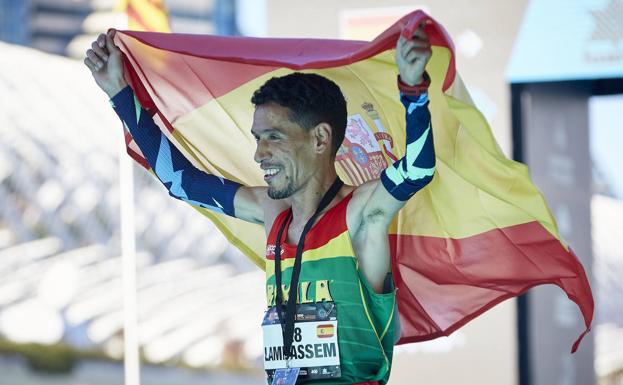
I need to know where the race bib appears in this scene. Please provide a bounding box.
[262,302,341,382]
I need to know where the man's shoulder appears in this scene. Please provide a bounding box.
[233,185,289,231]
[349,179,381,207]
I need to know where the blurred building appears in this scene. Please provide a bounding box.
[508,1,623,385]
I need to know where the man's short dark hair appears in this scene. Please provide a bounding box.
[251,72,347,158]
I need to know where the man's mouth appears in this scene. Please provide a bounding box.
[263,168,281,181]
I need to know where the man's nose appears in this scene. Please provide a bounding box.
[254,139,270,164]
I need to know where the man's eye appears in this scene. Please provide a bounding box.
[268,134,279,140]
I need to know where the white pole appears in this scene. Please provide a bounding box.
[118,136,141,385]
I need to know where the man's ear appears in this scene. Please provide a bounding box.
[313,123,332,155]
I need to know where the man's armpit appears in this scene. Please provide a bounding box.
[357,179,406,231]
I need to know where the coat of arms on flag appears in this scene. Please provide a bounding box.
[336,113,391,185]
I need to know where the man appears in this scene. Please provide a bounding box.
[85,25,434,385]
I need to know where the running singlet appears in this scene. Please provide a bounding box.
[263,191,396,385]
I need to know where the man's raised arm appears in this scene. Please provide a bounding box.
[357,24,436,227]
[84,31,265,224]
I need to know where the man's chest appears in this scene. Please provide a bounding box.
[274,199,391,270]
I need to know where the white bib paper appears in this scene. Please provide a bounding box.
[262,302,341,381]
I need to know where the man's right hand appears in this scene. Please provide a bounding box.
[84,30,128,98]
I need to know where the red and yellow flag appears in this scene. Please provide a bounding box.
[112,10,593,352]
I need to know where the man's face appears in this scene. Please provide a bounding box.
[251,103,317,199]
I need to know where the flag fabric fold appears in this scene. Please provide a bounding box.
[112,9,593,352]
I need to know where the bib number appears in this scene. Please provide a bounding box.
[262,302,341,382]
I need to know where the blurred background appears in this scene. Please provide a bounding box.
[0,0,621,384]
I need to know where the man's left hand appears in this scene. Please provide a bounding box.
[396,23,432,86]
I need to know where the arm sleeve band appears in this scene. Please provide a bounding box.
[109,86,241,217]
[380,91,436,201]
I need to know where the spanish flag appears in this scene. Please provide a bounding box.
[112,10,593,352]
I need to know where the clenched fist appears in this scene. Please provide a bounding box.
[396,23,432,86]
[84,30,128,98]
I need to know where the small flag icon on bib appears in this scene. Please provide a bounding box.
[317,324,335,338]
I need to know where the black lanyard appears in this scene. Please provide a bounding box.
[273,177,343,360]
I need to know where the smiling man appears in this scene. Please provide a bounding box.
[85,25,435,385]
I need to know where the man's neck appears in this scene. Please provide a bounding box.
[288,168,339,226]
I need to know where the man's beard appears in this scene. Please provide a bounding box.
[267,177,297,199]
